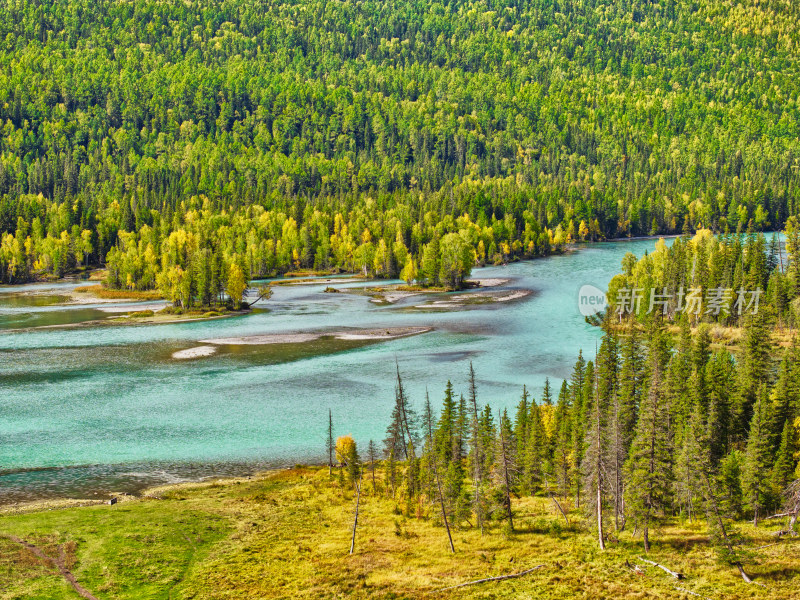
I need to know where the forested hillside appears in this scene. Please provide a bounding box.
[2,0,800,289]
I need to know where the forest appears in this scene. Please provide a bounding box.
[2,0,800,293]
[607,220,800,327]
[346,231,800,584]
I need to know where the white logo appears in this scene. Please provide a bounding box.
[578,284,607,317]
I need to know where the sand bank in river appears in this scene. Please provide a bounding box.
[465,277,509,288]
[199,326,431,346]
[365,278,512,304]
[172,346,218,360]
[99,302,168,313]
[414,289,531,309]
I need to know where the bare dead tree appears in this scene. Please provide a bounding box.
[349,466,363,554]
[327,409,334,477]
[367,439,378,493]
[780,479,800,536]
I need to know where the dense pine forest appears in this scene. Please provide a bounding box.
[608,221,800,327]
[359,231,800,583]
[2,0,800,294]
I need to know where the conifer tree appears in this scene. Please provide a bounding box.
[734,312,772,442]
[467,362,485,534]
[686,403,757,583]
[514,385,530,468]
[569,351,587,507]
[770,419,797,500]
[553,380,573,499]
[674,419,702,521]
[667,318,695,435]
[420,390,437,501]
[541,377,553,406]
[523,395,547,495]
[705,351,736,463]
[423,389,455,553]
[624,361,672,551]
[480,404,497,480]
[583,353,608,550]
[742,385,774,525]
[436,381,468,525]
[435,381,458,466]
[596,333,624,530]
[494,408,517,532]
[718,450,744,519]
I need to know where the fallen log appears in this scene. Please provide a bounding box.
[427,565,545,594]
[639,557,685,579]
[674,586,712,600]
[624,559,644,575]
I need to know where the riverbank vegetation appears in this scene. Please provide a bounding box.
[3,0,800,291]
[608,221,800,328]
[1,464,797,599]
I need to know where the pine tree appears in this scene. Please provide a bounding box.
[583,352,608,550]
[513,385,530,470]
[423,389,455,552]
[734,312,772,443]
[467,362,485,534]
[541,377,553,406]
[705,351,736,463]
[420,390,437,501]
[553,380,573,499]
[569,351,587,507]
[718,450,744,519]
[494,408,517,531]
[742,385,774,525]
[596,333,624,530]
[667,318,695,434]
[624,360,672,551]
[436,381,468,525]
[523,396,547,495]
[686,403,757,583]
[770,419,797,499]
[674,419,702,522]
[435,381,458,466]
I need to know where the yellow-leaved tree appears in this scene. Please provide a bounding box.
[227,263,247,309]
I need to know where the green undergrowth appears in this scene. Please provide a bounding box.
[0,467,797,599]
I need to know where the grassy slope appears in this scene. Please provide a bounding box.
[0,467,797,599]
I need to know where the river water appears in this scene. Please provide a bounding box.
[0,239,663,503]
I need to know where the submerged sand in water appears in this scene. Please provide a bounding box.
[199,326,431,347]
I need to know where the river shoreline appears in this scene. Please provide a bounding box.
[1,238,675,506]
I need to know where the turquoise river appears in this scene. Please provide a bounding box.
[0,238,666,503]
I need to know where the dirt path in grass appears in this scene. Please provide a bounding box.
[1,534,100,600]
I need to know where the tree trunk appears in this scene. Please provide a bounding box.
[499,410,514,531]
[597,477,605,550]
[428,408,455,553]
[327,409,334,477]
[469,364,483,535]
[349,467,362,554]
